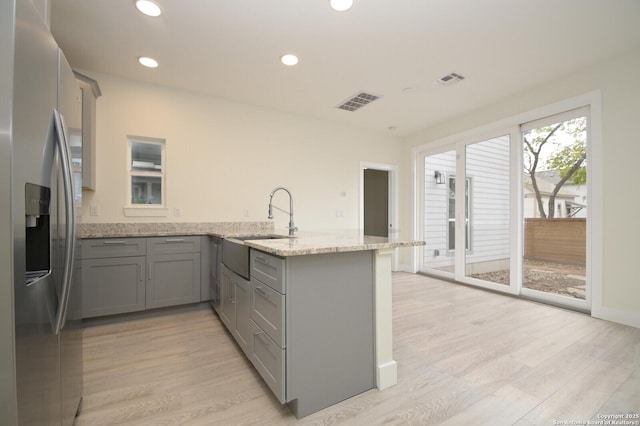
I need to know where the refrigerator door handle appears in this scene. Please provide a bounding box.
[53,108,77,335]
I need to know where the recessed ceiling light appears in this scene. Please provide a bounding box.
[330,0,353,12]
[281,54,299,66]
[135,0,162,17]
[138,56,158,68]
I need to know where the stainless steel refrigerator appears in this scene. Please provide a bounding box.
[1,0,83,424]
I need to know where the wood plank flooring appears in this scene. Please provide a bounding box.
[76,273,640,425]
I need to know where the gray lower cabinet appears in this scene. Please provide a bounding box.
[248,250,287,404]
[220,264,252,356]
[244,248,375,418]
[81,236,206,318]
[200,236,211,301]
[233,277,252,354]
[80,238,147,318]
[146,237,201,309]
[219,265,235,330]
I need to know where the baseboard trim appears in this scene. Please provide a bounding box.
[376,360,398,390]
[592,306,640,329]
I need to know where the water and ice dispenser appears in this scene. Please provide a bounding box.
[25,183,51,284]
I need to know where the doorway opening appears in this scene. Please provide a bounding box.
[364,169,389,237]
[360,162,397,267]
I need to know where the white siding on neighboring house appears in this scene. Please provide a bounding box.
[424,136,510,272]
[466,136,511,270]
[424,150,455,270]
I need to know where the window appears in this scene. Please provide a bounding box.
[127,137,165,206]
[448,176,471,251]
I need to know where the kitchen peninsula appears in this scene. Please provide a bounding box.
[79,222,424,417]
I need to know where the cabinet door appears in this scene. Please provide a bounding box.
[147,253,200,309]
[219,266,236,330]
[81,256,146,317]
[200,236,210,302]
[234,277,252,356]
[76,73,100,191]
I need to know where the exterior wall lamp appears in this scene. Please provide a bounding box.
[434,170,446,184]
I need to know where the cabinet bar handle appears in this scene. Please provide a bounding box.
[148,263,152,280]
[103,240,127,245]
[165,238,185,243]
[255,286,268,297]
[255,332,269,346]
[139,264,143,282]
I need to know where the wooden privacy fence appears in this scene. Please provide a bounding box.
[524,218,586,265]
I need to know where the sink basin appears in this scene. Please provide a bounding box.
[222,235,289,280]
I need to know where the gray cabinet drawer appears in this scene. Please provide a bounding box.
[250,320,285,404]
[250,250,285,293]
[251,279,285,348]
[147,236,201,254]
[81,238,146,259]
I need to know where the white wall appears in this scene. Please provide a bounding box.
[81,72,402,232]
[402,47,640,325]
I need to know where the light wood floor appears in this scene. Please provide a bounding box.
[76,273,640,425]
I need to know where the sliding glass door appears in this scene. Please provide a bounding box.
[463,135,513,289]
[520,108,589,310]
[416,104,592,312]
[423,150,456,277]
[420,134,516,293]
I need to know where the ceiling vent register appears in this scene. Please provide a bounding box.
[434,72,465,86]
[336,91,381,112]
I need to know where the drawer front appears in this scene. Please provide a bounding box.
[147,236,201,254]
[250,279,285,348]
[250,250,285,293]
[81,238,147,259]
[250,320,286,404]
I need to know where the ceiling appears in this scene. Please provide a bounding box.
[50,0,640,137]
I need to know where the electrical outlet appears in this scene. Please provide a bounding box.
[336,209,344,218]
[174,208,182,217]
[244,209,250,217]
[90,205,100,216]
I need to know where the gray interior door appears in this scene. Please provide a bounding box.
[364,169,389,237]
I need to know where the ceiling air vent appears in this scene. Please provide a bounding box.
[434,72,465,86]
[336,91,381,112]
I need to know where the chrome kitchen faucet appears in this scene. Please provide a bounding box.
[268,186,298,236]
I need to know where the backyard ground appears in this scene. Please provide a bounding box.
[470,259,587,299]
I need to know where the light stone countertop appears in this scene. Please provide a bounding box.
[79,221,274,239]
[79,222,424,257]
[240,231,424,256]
